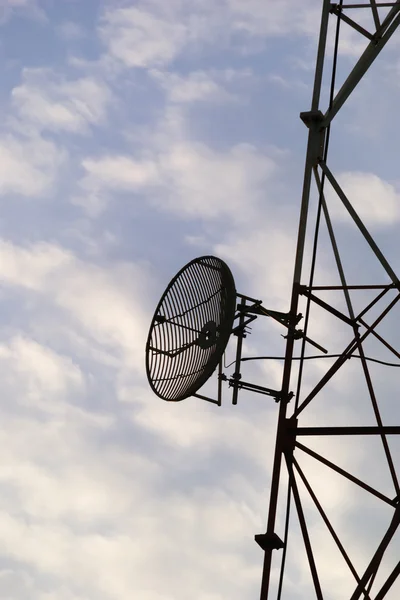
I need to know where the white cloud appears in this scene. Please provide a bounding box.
[99,7,187,69]
[0,335,84,405]
[77,140,276,220]
[158,141,275,219]
[325,171,400,227]
[215,227,296,306]
[96,0,371,84]
[0,486,259,598]
[268,73,308,92]
[227,0,374,61]
[0,240,152,367]
[128,382,277,468]
[98,0,324,73]
[75,155,159,215]
[57,20,85,40]
[0,0,28,7]
[0,411,164,597]
[0,570,33,598]
[11,68,112,134]
[150,69,235,103]
[227,0,320,38]
[0,0,46,23]
[0,267,272,600]
[0,133,64,197]
[82,155,158,190]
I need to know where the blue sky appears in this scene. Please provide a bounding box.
[0,1,400,599]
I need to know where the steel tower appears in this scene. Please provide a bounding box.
[258,2,400,598]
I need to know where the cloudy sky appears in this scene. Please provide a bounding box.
[1,0,400,599]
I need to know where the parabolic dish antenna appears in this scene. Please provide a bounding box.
[146,256,236,401]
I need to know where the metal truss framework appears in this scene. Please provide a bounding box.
[258,2,400,599]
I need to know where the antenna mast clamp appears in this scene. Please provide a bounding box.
[255,532,284,552]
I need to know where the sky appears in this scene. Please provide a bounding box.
[0,0,400,599]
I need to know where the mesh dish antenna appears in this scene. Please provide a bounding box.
[146,255,311,405]
[146,256,236,401]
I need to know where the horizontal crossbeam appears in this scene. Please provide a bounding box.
[296,426,400,435]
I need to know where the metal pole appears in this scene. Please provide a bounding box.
[258,1,331,597]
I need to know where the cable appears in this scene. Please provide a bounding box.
[240,354,400,367]
[223,354,400,369]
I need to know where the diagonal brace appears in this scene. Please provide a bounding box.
[331,5,374,39]
[349,505,400,600]
[319,161,400,287]
[323,5,400,125]
[300,288,356,326]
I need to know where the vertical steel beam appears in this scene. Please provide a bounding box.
[258,2,331,598]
